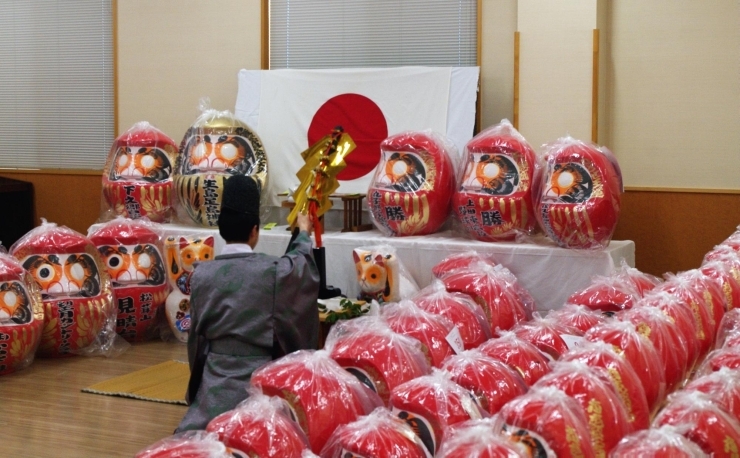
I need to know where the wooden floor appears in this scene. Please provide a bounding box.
[1,340,189,457]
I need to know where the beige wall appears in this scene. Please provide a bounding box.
[608,0,740,190]
[116,0,262,141]
[479,0,518,128]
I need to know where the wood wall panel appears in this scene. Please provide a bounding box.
[614,190,740,276]
[0,172,101,236]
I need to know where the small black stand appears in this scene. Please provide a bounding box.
[313,246,343,299]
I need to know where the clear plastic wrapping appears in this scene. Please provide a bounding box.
[584,320,666,414]
[534,360,634,456]
[512,313,584,360]
[622,304,690,393]
[609,425,708,457]
[716,308,740,349]
[88,217,169,343]
[441,261,534,333]
[134,430,235,458]
[367,130,457,236]
[440,349,528,415]
[388,369,488,456]
[101,121,179,223]
[325,316,432,405]
[250,350,383,454]
[561,341,651,431]
[0,252,44,374]
[694,346,740,377]
[639,291,702,375]
[612,259,662,296]
[9,220,125,358]
[534,136,622,250]
[477,331,552,386]
[547,303,607,335]
[412,280,492,349]
[700,260,740,312]
[381,299,458,368]
[567,274,642,316]
[431,251,497,280]
[496,386,596,458]
[653,392,740,456]
[436,417,530,457]
[320,407,429,458]
[656,271,723,358]
[173,102,268,227]
[206,388,309,457]
[684,367,740,422]
[452,119,538,242]
[352,245,419,304]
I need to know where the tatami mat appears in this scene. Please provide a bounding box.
[82,360,189,405]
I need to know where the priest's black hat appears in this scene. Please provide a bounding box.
[221,175,260,216]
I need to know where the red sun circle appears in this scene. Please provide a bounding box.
[307,93,388,181]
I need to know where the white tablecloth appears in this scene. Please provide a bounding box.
[88,223,635,312]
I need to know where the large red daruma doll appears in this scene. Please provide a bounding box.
[320,407,428,458]
[89,219,168,343]
[654,392,740,456]
[534,361,634,456]
[10,222,114,357]
[683,367,740,421]
[609,425,709,458]
[454,119,537,241]
[435,418,532,458]
[0,253,44,375]
[477,331,552,386]
[535,136,622,249]
[101,121,179,223]
[174,109,268,227]
[440,349,528,415]
[496,386,596,458]
[326,316,431,405]
[381,300,458,368]
[547,303,607,335]
[413,281,492,349]
[368,131,456,236]
[250,350,383,454]
[206,389,310,458]
[389,370,487,457]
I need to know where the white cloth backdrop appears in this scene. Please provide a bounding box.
[235,67,479,207]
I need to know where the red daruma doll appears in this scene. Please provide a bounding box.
[101,121,179,222]
[454,119,537,241]
[89,218,169,343]
[10,221,114,357]
[535,136,622,249]
[368,130,456,236]
[0,252,44,375]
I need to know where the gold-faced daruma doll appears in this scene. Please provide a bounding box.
[164,234,215,342]
[89,218,169,343]
[173,108,267,227]
[10,221,114,357]
[0,252,44,375]
[101,121,179,222]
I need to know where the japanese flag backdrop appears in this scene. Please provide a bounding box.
[235,67,479,207]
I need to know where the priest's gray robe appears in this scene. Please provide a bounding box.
[176,231,319,431]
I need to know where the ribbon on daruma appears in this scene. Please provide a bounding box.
[10,221,114,357]
[174,108,267,227]
[454,119,537,241]
[535,136,622,249]
[368,131,456,236]
[101,122,179,223]
[89,218,169,343]
[0,252,44,375]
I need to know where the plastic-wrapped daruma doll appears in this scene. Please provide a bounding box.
[101,121,179,222]
[174,108,267,227]
[10,221,114,357]
[89,218,169,343]
[535,136,622,249]
[135,431,240,458]
[0,252,44,375]
[454,119,537,241]
[367,130,456,236]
